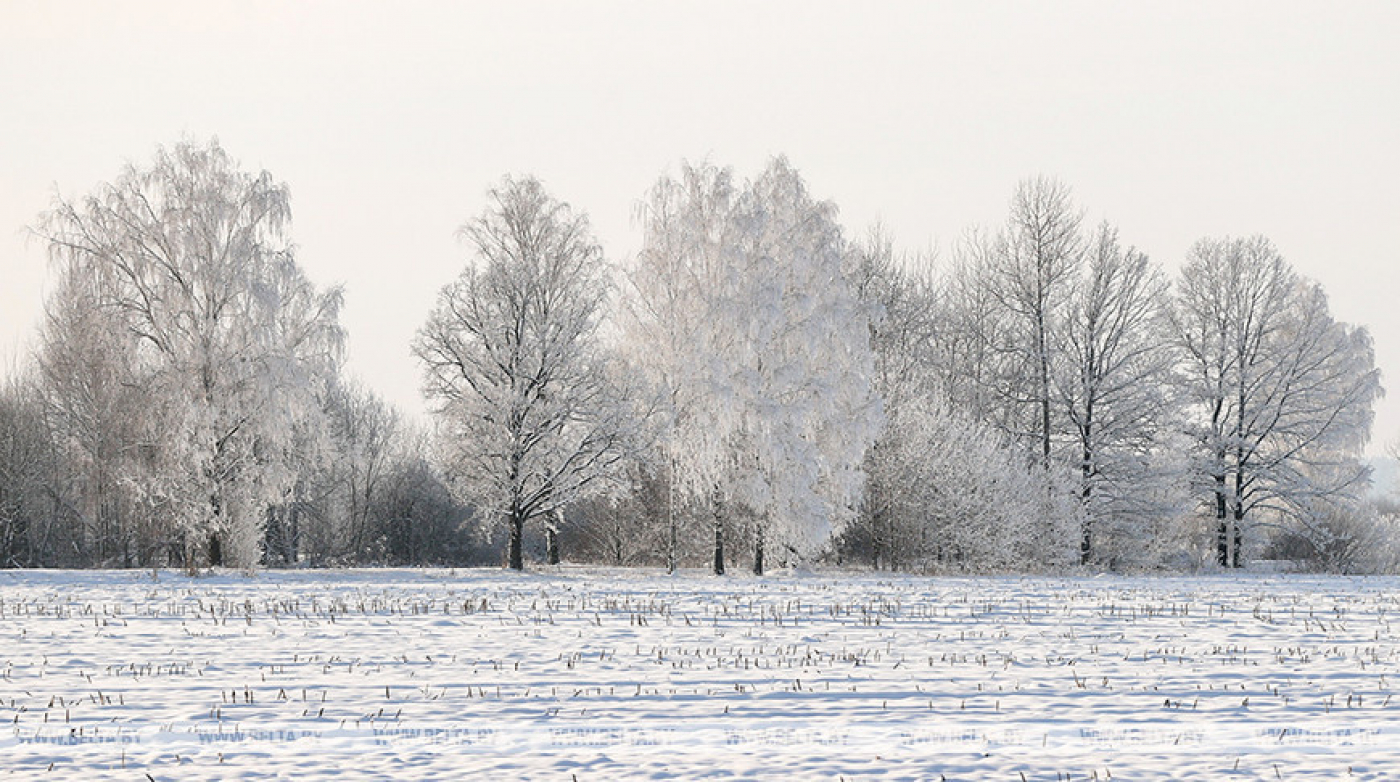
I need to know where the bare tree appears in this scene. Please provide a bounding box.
[1057,223,1177,563]
[0,374,59,567]
[415,176,633,570]
[985,177,1084,465]
[326,379,402,559]
[32,268,157,565]
[1170,236,1381,567]
[845,228,942,569]
[372,430,474,566]
[941,230,1015,429]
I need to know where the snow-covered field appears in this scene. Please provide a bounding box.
[3,568,1399,780]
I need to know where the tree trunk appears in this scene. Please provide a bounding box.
[1038,311,1052,469]
[1080,482,1093,566]
[871,518,884,571]
[666,454,678,574]
[1214,472,1229,568]
[208,533,223,568]
[546,508,562,566]
[1232,498,1245,570]
[712,487,725,576]
[753,524,765,576]
[668,519,678,574]
[1041,384,1052,467]
[1231,460,1246,569]
[1233,383,1247,570]
[182,532,199,576]
[287,500,301,566]
[507,510,524,571]
[868,482,885,570]
[1080,415,1093,565]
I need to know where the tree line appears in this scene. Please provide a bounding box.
[0,140,1393,573]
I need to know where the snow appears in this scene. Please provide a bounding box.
[3,567,1399,779]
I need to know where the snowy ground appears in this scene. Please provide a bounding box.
[2,567,1399,780]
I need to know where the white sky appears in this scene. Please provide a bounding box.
[3,1,1398,455]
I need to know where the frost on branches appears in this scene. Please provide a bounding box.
[1170,237,1381,567]
[844,230,1082,572]
[415,177,635,570]
[1056,224,1182,565]
[627,159,881,574]
[38,140,344,570]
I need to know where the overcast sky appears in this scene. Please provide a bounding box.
[3,1,1398,455]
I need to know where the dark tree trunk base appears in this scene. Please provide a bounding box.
[753,530,764,576]
[508,515,524,571]
[712,487,725,576]
[713,519,724,576]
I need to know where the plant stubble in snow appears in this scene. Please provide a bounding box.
[1,567,1398,780]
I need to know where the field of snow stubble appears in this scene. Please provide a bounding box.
[2,567,1399,780]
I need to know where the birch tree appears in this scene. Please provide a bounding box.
[621,163,740,572]
[33,268,156,565]
[38,140,344,570]
[626,158,881,574]
[415,176,633,570]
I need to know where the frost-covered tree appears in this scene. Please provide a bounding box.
[1056,224,1179,564]
[627,158,881,574]
[843,229,941,569]
[1169,236,1381,567]
[372,436,472,565]
[33,267,157,565]
[841,228,1089,572]
[940,231,1015,429]
[985,177,1084,465]
[847,229,941,419]
[0,383,29,566]
[934,183,1086,566]
[327,379,402,560]
[38,140,344,570]
[623,162,740,572]
[415,176,633,571]
[0,374,59,567]
[847,393,1079,572]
